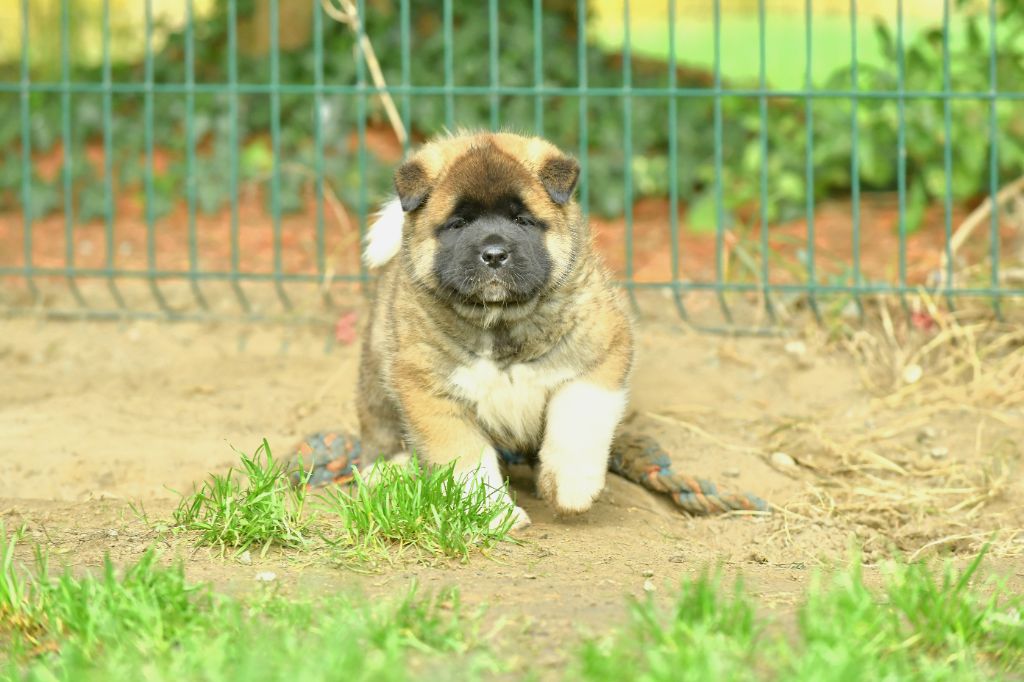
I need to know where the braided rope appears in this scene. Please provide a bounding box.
[289,430,769,516]
[607,432,768,515]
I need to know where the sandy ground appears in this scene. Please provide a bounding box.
[2,291,1022,675]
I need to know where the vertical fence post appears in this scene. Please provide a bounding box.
[803,0,820,321]
[61,0,87,307]
[849,0,863,319]
[101,0,124,309]
[757,0,774,322]
[577,0,589,222]
[622,0,638,311]
[20,0,39,305]
[400,0,411,155]
[489,0,499,131]
[144,0,170,311]
[227,0,251,312]
[533,0,544,136]
[712,0,733,322]
[269,0,292,309]
[667,0,689,320]
[443,0,454,130]
[896,0,909,313]
[356,0,369,286]
[987,0,1002,318]
[313,0,331,305]
[941,0,956,311]
[185,0,208,309]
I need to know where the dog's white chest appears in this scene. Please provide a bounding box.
[448,359,572,440]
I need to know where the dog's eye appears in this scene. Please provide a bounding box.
[513,215,533,227]
[444,216,467,230]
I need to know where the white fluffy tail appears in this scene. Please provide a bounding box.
[363,198,404,268]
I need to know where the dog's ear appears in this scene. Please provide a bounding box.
[539,154,580,205]
[394,160,430,212]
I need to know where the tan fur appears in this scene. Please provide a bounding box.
[357,131,634,520]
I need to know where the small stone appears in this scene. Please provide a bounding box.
[668,555,686,564]
[106,529,118,539]
[784,340,807,357]
[917,427,938,444]
[642,579,656,592]
[784,340,814,368]
[723,468,741,478]
[254,571,277,583]
[930,446,949,460]
[238,550,252,566]
[642,569,654,577]
[902,364,923,384]
[523,573,537,580]
[770,451,797,472]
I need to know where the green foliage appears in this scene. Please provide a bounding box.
[577,572,760,681]
[0,2,1022,227]
[172,439,313,555]
[318,459,516,561]
[1,532,486,680]
[788,548,1024,680]
[171,440,516,563]
[4,521,1023,680]
[576,550,1023,681]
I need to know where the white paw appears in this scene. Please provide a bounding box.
[537,463,605,515]
[499,505,532,531]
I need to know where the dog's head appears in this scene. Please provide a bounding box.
[393,132,583,312]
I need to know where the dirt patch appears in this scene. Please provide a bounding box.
[1,292,1022,675]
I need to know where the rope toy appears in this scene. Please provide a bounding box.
[288,430,768,517]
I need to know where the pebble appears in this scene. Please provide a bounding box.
[642,569,654,577]
[254,571,277,583]
[917,427,938,443]
[902,363,923,384]
[106,529,118,539]
[784,340,814,368]
[642,579,656,593]
[238,550,252,566]
[770,451,798,472]
[930,446,949,460]
[523,573,537,580]
[784,340,807,357]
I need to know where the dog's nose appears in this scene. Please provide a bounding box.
[480,245,510,268]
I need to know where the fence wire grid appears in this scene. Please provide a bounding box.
[0,0,1022,331]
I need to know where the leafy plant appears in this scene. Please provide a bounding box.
[172,439,313,555]
[318,458,516,561]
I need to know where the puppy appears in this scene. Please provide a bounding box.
[357,131,634,528]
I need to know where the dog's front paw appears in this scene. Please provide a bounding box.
[537,461,605,516]
[502,505,532,531]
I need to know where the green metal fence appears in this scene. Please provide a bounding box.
[0,0,1021,331]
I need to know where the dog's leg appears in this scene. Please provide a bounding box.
[357,321,405,465]
[395,373,531,530]
[537,380,628,515]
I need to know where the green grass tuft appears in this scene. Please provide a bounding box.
[791,548,1024,680]
[172,439,313,556]
[318,459,516,561]
[0,533,492,681]
[577,572,761,681]
[575,550,1023,681]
